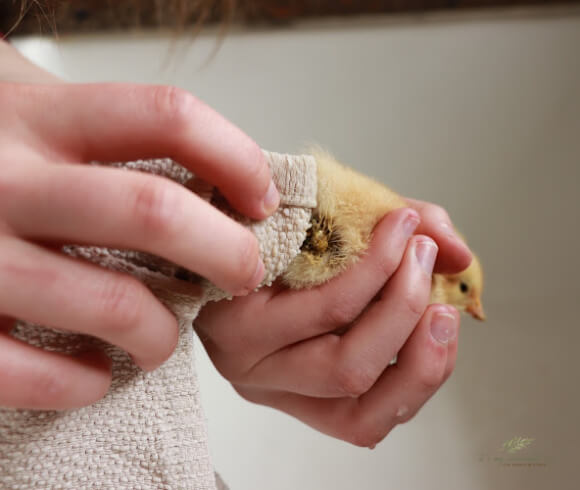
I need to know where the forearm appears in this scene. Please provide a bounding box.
[0,40,61,83]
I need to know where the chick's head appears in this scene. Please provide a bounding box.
[433,254,485,321]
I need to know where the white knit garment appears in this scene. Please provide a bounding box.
[0,151,317,490]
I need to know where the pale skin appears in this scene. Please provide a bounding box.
[0,39,472,447]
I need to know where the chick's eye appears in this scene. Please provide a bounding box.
[460,282,469,293]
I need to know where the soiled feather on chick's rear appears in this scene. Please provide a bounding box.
[283,150,485,321]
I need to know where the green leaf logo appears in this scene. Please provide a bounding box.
[501,436,534,454]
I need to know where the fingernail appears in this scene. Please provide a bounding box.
[415,238,437,275]
[430,308,457,344]
[251,257,265,287]
[262,181,280,215]
[402,211,420,238]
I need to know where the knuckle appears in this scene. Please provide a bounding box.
[395,408,418,425]
[96,275,145,335]
[416,359,446,391]
[325,305,352,328]
[402,288,427,318]
[342,402,417,448]
[333,362,376,398]
[377,251,399,278]
[149,85,196,133]
[322,296,360,329]
[349,430,385,449]
[390,402,417,425]
[345,417,391,448]
[132,179,181,241]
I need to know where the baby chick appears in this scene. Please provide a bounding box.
[430,254,485,320]
[283,150,485,321]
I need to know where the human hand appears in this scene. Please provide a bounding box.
[195,203,470,447]
[0,75,280,409]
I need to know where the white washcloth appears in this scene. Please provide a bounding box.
[0,151,317,490]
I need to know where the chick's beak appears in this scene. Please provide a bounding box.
[466,299,486,321]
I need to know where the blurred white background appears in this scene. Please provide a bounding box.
[13,6,580,489]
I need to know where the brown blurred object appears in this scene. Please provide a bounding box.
[1,0,578,36]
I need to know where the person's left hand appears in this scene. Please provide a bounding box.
[195,201,471,447]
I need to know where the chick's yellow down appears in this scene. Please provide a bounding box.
[430,255,485,320]
[283,150,485,321]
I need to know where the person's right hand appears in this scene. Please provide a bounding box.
[196,206,465,447]
[0,77,280,410]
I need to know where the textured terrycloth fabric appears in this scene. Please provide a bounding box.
[0,151,317,490]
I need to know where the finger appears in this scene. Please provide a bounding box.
[195,208,420,369]
[352,304,459,445]
[236,304,459,447]
[9,82,279,219]
[1,162,265,295]
[405,198,472,274]
[264,208,421,340]
[0,235,179,371]
[0,334,112,410]
[238,235,437,397]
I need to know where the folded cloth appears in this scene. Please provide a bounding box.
[0,151,317,490]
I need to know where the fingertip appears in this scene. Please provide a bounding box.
[456,244,473,271]
[432,231,473,274]
[261,180,280,216]
[367,208,421,265]
[73,349,113,405]
[223,178,279,222]
[440,223,473,268]
[131,328,179,373]
[131,351,163,372]
[249,256,266,291]
[132,357,156,373]
[220,146,279,220]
